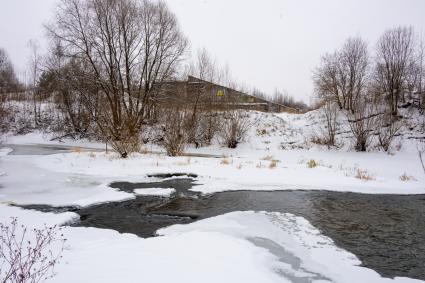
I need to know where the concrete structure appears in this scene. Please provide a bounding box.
[153,76,299,113]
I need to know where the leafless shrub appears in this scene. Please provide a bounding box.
[347,95,378,152]
[376,111,402,152]
[219,110,252,148]
[184,111,220,148]
[107,129,142,159]
[183,49,223,147]
[8,101,35,135]
[320,100,338,147]
[0,218,66,283]
[161,109,188,156]
[41,47,94,139]
[198,112,221,145]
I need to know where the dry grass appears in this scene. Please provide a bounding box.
[306,159,317,168]
[355,168,375,181]
[256,161,265,168]
[399,173,417,182]
[256,128,268,136]
[140,147,149,154]
[220,158,230,165]
[176,157,191,166]
[152,159,160,167]
[310,135,328,146]
[269,159,278,169]
[71,146,82,153]
[261,155,274,161]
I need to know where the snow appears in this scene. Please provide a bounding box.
[0,206,421,283]
[134,187,175,197]
[0,147,12,156]
[1,109,424,282]
[0,110,423,209]
[0,153,135,207]
[19,147,425,196]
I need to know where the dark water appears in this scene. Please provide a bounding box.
[19,177,425,281]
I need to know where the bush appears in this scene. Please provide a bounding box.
[162,109,188,156]
[219,110,252,148]
[320,100,338,148]
[0,218,66,283]
[108,129,141,158]
[346,97,377,152]
[184,111,220,148]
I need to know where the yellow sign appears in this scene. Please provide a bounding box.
[216,90,224,96]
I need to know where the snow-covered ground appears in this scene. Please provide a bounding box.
[0,206,421,283]
[0,109,424,282]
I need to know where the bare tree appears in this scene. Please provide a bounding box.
[27,39,42,126]
[191,48,217,82]
[314,52,340,107]
[339,37,370,112]
[42,42,93,138]
[314,37,369,112]
[375,26,415,116]
[184,48,221,147]
[47,0,188,157]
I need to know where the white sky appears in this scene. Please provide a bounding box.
[1,0,425,102]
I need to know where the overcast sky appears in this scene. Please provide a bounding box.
[1,0,425,102]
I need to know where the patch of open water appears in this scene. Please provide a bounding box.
[18,175,425,281]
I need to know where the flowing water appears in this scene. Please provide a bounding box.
[18,176,425,281]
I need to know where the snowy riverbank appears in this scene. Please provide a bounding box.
[1,110,424,282]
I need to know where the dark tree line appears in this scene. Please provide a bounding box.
[252,88,309,112]
[0,48,21,94]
